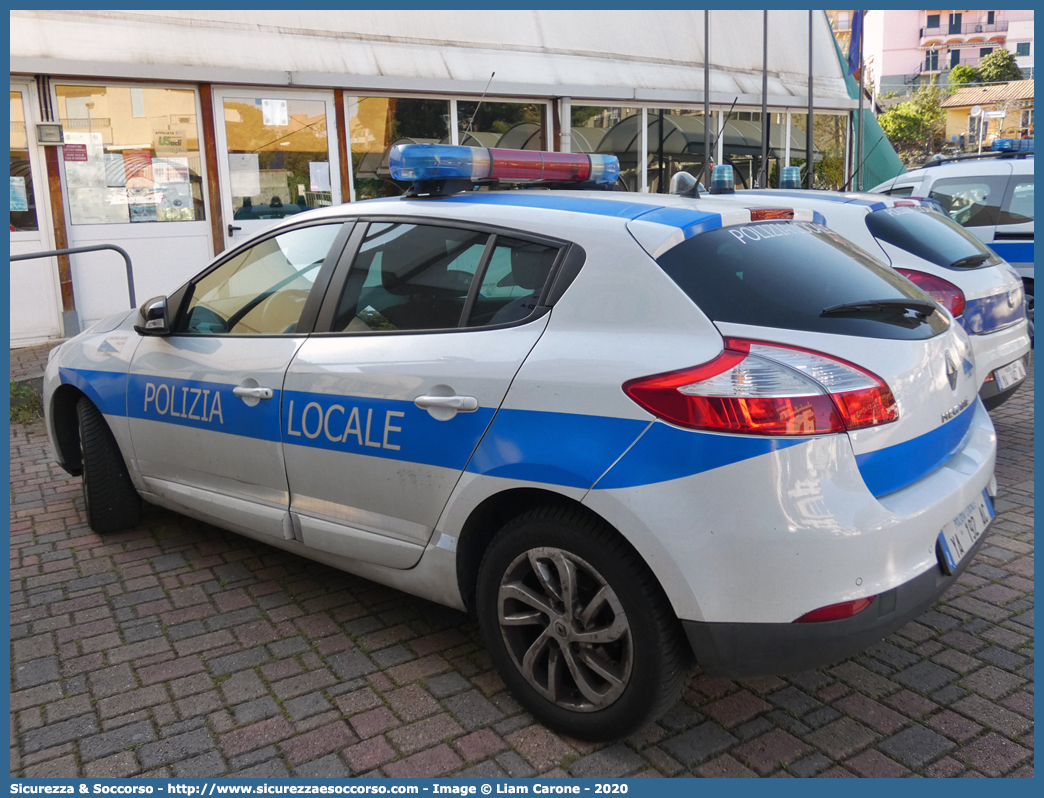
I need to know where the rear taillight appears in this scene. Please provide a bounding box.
[794,597,875,623]
[623,338,898,436]
[895,268,966,317]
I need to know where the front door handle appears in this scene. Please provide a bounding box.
[414,395,478,412]
[228,224,242,237]
[233,386,273,400]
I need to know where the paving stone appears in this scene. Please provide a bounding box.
[172,750,227,778]
[661,722,738,766]
[731,729,810,775]
[952,694,1033,738]
[21,714,99,754]
[79,720,156,762]
[878,725,956,768]
[233,697,282,726]
[294,753,352,778]
[958,732,1032,776]
[569,743,645,777]
[426,672,472,698]
[284,691,332,721]
[137,728,216,769]
[442,689,504,731]
[14,657,60,690]
[804,717,879,759]
[455,760,508,778]
[788,752,833,777]
[893,660,960,694]
[959,665,1026,699]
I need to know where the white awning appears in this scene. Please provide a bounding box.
[11,10,857,110]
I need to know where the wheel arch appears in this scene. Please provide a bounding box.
[455,487,638,614]
[50,383,87,475]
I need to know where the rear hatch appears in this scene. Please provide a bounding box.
[865,204,1026,334]
[627,215,980,497]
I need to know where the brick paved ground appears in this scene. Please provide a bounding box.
[9,344,1033,778]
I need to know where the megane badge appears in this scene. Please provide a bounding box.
[945,351,958,391]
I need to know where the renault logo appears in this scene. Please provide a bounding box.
[945,351,959,391]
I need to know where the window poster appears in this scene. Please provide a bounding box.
[309,161,331,192]
[229,153,261,197]
[69,186,130,225]
[152,157,190,184]
[10,176,28,212]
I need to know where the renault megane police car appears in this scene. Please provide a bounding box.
[694,175,1031,409]
[44,144,997,741]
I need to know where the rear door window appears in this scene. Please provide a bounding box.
[865,205,1000,269]
[655,221,948,340]
[928,175,1009,228]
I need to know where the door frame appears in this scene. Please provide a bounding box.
[10,77,64,343]
[211,86,343,251]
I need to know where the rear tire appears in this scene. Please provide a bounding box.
[77,397,141,533]
[475,505,690,741]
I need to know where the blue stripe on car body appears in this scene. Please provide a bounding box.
[854,402,976,497]
[989,241,1034,264]
[61,367,974,497]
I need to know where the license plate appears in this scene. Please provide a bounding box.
[937,490,994,575]
[994,358,1027,391]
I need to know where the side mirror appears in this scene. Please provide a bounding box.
[134,295,170,335]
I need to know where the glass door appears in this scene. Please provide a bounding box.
[10,81,63,342]
[213,89,342,249]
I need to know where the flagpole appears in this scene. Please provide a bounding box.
[760,10,769,188]
[704,9,711,185]
[856,9,865,190]
[807,10,814,188]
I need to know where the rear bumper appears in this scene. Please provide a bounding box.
[683,525,989,677]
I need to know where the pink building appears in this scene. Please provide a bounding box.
[861,9,1034,96]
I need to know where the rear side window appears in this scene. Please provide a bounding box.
[656,221,948,340]
[999,175,1033,225]
[865,205,1000,269]
[885,185,915,197]
[928,175,1008,228]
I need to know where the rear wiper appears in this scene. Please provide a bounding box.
[950,254,990,269]
[821,298,937,318]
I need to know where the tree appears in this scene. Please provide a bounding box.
[948,64,982,88]
[878,84,945,166]
[977,49,1023,83]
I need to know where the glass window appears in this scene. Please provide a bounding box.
[655,222,947,340]
[925,50,939,71]
[466,237,559,327]
[222,96,331,219]
[928,175,1008,227]
[332,223,489,332]
[1016,42,1030,57]
[178,224,341,335]
[789,113,847,190]
[646,109,712,193]
[10,91,38,232]
[572,105,642,191]
[886,186,916,197]
[999,176,1033,225]
[348,97,450,199]
[980,47,994,58]
[55,85,205,225]
[866,205,1000,269]
[926,14,940,29]
[456,100,547,152]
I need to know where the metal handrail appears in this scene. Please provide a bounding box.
[10,244,136,308]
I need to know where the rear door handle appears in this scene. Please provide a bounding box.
[233,386,273,400]
[414,395,478,412]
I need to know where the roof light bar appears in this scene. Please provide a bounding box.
[387,143,620,185]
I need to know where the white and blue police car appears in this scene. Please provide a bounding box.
[44,144,997,741]
[695,168,1031,409]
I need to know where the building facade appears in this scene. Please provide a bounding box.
[941,78,1035,144]
[10,10,860,345]
[859,9,1034,96]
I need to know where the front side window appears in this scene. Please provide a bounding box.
[928,175,1008,228]
[333,223,489,332]
[55,85,205,225]
[177,224,341,334]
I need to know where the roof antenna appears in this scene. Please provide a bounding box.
[463,72,496,140]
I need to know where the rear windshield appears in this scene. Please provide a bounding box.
[656,221,948,339]
[865,205,1001,269]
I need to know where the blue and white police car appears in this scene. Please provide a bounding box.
[44,144,997,741]
[694,172,1031,408]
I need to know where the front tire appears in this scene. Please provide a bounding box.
[475,505,690,741]
[77,397,141,533]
